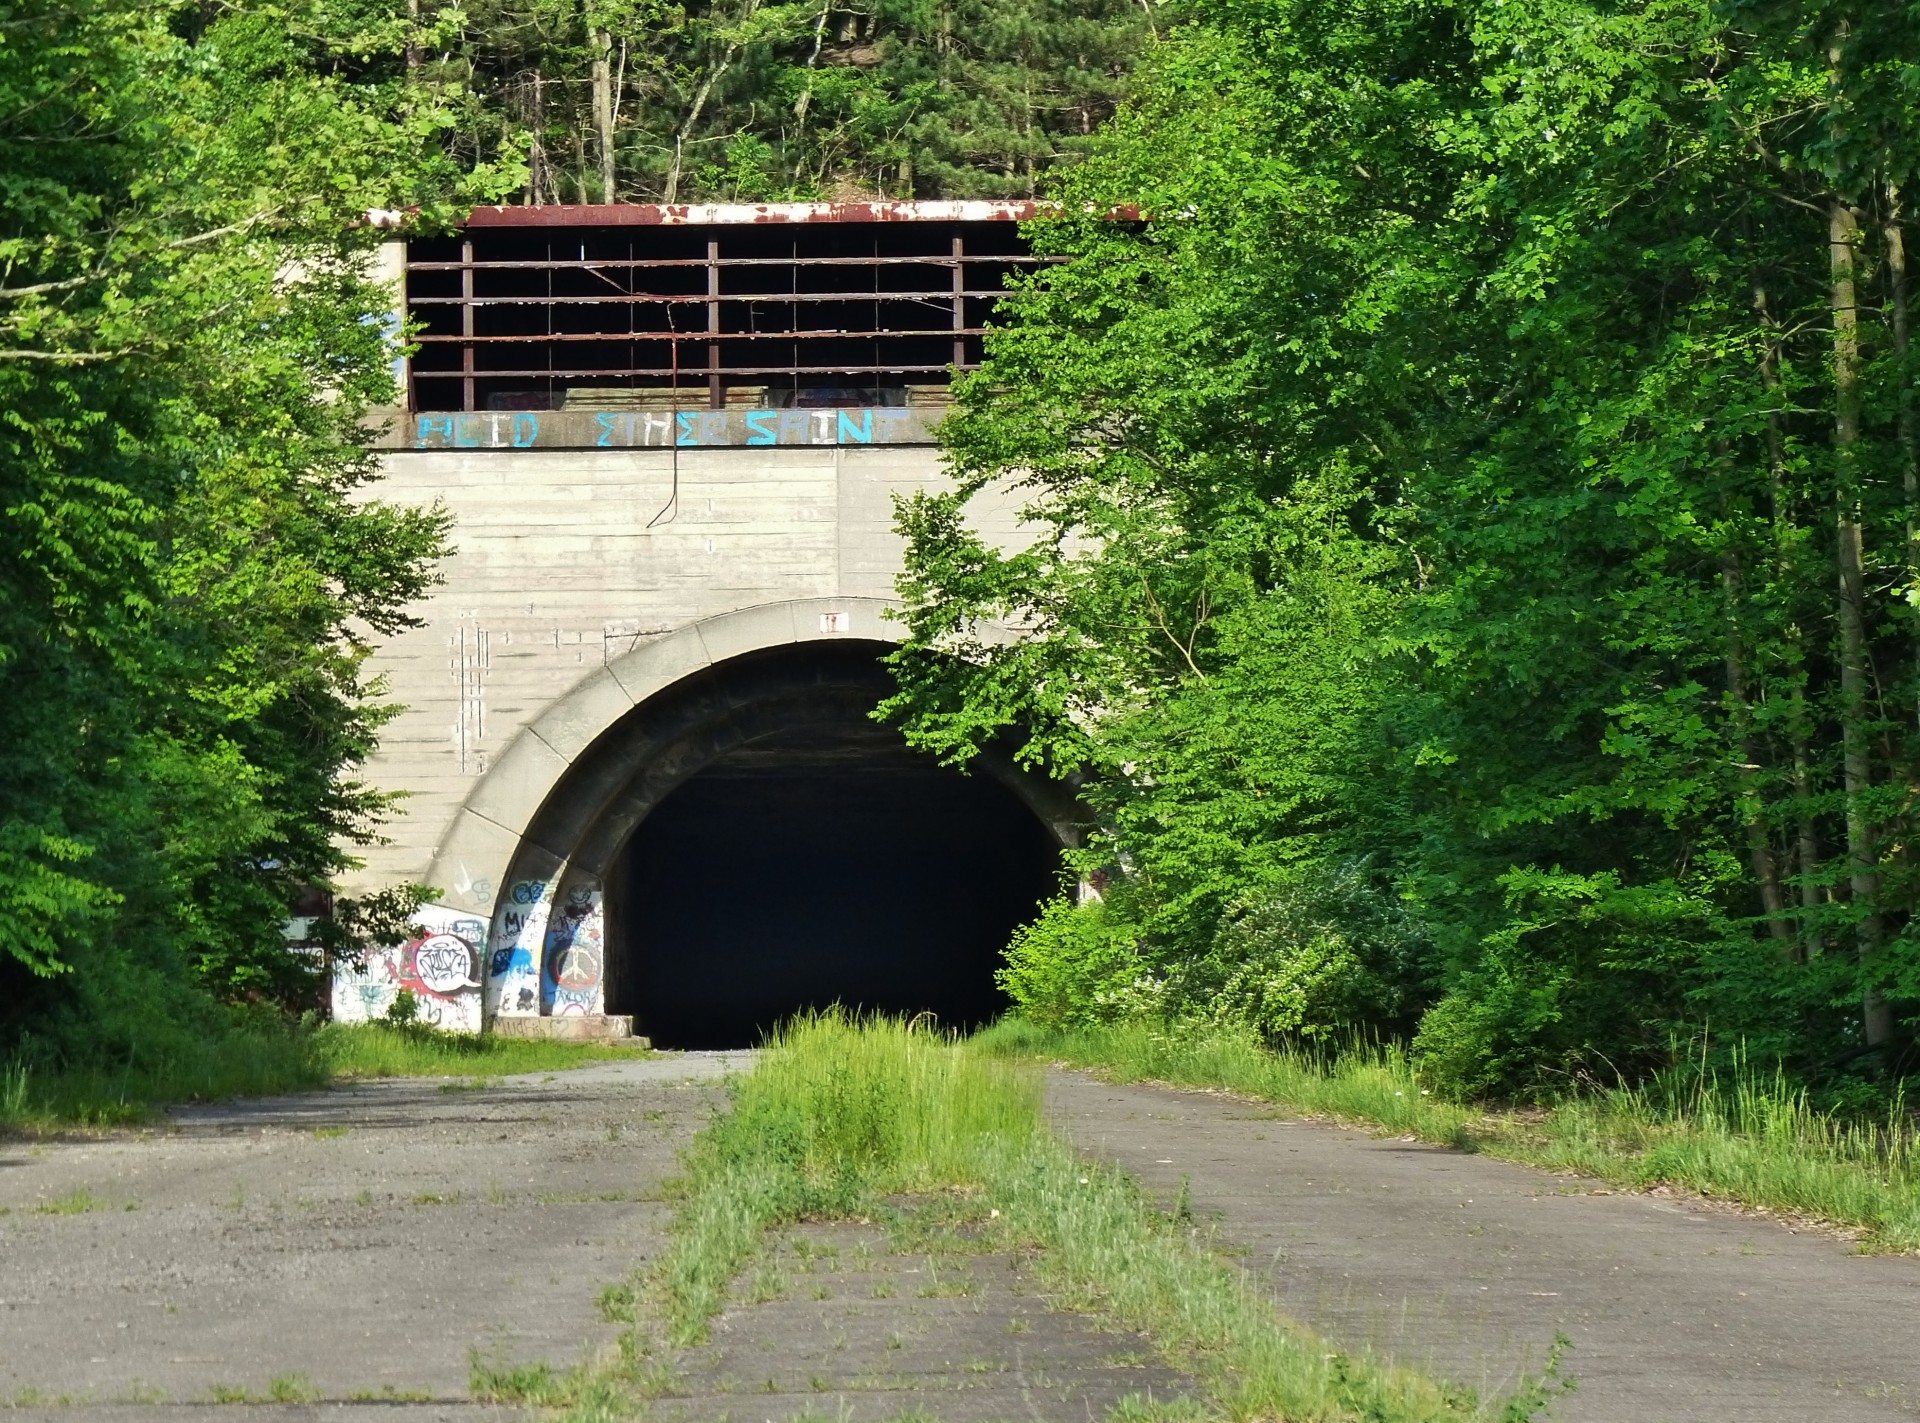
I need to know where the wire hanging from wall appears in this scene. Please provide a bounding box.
[647,303,681,529]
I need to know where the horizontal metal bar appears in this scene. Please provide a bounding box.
[409,291,998,307]
[412,329,991,344]
[407,255,1053,271]
[460,200,1055,227]
[411,364,972,379]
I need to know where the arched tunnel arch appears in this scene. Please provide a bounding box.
[483,638,1075,1048]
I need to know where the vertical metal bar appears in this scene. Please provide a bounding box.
[707,238,723,408]
[951,233,966,371]
[461,238,476,411]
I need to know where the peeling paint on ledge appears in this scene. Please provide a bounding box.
[459,200,1142,227]
[378,406,941,451]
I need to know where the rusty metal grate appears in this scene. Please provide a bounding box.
[405,203,1051,412]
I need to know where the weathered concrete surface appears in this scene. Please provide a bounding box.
[351,442,1027,903]
[0,1055,748,1414]
[656,1219,1197,1422]
[1048,1071,1920,1423]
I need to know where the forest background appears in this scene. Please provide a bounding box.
[5,0,1919,1113]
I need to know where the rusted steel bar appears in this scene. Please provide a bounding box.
[410,291,997,306]
[460,237,475,412]
[411,363,973,379]
[706,239,722,408]
[461,200,1051,226]
[951,234,966,371]
[414,329,993,343]
[407,255,1053,271]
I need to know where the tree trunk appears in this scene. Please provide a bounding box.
[1754,275,1825,949]
[792,0,830,126]
[1888,188,1920,721]
[527,72,546,205]
[593,29,616,202]
[1723,550,1795,949]
[1829,195,1893,1045]
[665,1,756,206]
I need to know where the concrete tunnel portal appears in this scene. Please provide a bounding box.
[520,641,1072,1049]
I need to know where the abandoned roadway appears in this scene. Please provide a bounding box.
[0,1056,745,1420]
[1,1060,1916,1423]
[1052,1073,1920,1423]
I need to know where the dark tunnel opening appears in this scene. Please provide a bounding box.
[612,723,1061,1049]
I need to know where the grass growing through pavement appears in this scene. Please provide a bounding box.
[629,1012,1551,1423]
[0,1022,652,1132]
[979,1017,1920,1253]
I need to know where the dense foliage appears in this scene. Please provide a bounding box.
[884,0,1920,1102]
[425,0,1148,201]
[0,0,512,1068]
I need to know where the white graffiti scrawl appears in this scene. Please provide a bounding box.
[543,885,605,1017]
[487,877,551,1018]
[330,907,487,1033]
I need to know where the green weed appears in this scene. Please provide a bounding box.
[266,1374,318,1403]
[597,1282,637,1324]
[1,1062,28,1128]
[467,1354,575,1405]
[34,1189,99,1215]
[347,1385,433,1402]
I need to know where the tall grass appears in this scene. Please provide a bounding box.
[310,1022,653,1081]
[0,1021,327,1130]
[661,1011,1038,1340]
[0,1021,654,1133]
[653,1011,1549,1422]
[982,1017,1920,1252]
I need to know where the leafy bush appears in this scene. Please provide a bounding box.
[1174,859,1429,1044]
[996,897,1162,1030]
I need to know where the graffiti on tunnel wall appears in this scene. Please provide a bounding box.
[330,906,487,1032]
[488,877,553,1018]
[542,885,605,1017]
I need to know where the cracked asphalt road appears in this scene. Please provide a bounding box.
[0,1055,747,1419]
[1050,1070,1920,1423]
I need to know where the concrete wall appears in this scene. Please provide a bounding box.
[346,436,1021,903]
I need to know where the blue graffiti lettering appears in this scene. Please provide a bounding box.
[744,411,776,446]
[675,411,699,446]
[415,415,454,449]
[515,413,541,447]
[595,413,617,447]
[489,946,534,977]
[837,410,874,444]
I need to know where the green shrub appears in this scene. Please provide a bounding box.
[997,897,1161,1030]
[1177,859,1428,1044]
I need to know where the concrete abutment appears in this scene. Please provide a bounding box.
[333,434,1067,1044]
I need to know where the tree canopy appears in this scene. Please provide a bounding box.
[884,0,1920,1099]
[0,0,513,1061]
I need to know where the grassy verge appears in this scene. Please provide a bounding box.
[0,1021,653,1132]
[978,1017,1920,1253]
[506,1013,1556,1423]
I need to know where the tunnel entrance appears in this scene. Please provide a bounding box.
[612,718,1060,1049]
